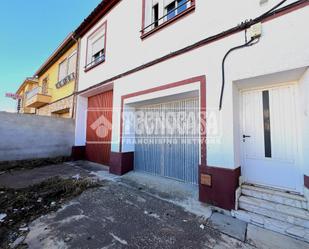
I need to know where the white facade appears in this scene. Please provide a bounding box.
[75,0,309,194]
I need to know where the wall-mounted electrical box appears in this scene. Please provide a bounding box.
[249,22,262,39]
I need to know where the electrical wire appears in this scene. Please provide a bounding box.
[256,0,288,21]
[218,0,290,110]
[219,38,255,110]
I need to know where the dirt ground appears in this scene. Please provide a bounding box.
[0,176,100,248]
[0,161,257,249]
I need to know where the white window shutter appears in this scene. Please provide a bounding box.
[92,35,104,56]
[144,0,154,28]
[58,60,67,81]
[67,52,77,75]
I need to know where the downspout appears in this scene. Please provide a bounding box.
[71,35,81,119]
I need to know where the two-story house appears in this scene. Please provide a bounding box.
[72,0,309,240]
[16,33,78,118]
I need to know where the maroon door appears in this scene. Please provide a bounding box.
[86,90,113,165]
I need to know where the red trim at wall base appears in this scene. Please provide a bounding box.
[71,146,86,161]
[304,175,309,189]
[199,165,241,210]
[109,152,134,176]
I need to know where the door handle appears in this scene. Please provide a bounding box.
[243,135,251,139]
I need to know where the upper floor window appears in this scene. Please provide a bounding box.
[56,51,77,89]
[142,0,195,38]
[59,60,68,82]
[166,0,187,20]
[85,22,107,71]
[67,52,77,75]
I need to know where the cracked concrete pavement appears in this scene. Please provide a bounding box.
[1,160,308,249]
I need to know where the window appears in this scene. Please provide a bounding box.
[86,23,106,70]
[57,51,77,89]
[142,0,194,37]
[166,1,176,20]
[177,0,187,14]
[67,52,77,75]
[165,0,188,21]
[91,35,105,64]
[58,60,68,82]
[153,4,159,28]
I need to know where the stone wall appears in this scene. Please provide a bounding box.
[37,95,74,118]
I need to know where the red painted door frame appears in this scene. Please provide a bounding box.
[86,90,113,165]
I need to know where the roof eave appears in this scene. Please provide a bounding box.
[16,78,39,94]
[75,0,120,38]
[34,32,76,77]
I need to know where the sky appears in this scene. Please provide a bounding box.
[0,0,102,112]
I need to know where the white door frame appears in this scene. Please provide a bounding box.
[239,82,303,193]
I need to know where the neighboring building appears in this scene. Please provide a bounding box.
[16,77,38,114]
[70,0,309,241]
[16,33,78,118]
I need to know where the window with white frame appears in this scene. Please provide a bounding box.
[67,52,77,75]
[86,24,106,69]
[58,51,77,81]
[58,60,68,82]
[143,0,193,33]
[56,51,77,88]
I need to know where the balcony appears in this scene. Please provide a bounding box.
[25,86,52,108]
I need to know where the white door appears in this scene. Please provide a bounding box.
[241,84,302,192]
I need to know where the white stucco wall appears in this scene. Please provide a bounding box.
[75,0,309,171]
[299,68,309,176]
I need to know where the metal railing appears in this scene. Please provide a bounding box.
[141,0,192,33]
[85,54,105,69]
[25,86,52,101]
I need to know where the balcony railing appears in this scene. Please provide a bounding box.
[26,86,52,101]
[85,54,105,71]
[141,0,193,34]
[25,86,53,108]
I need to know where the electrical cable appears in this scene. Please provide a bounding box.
[219,38,255,110]
[218,0,289,110]
[256,0,288,21]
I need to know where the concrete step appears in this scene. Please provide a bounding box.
[231,209,309,243]
[241,184,307,209]
[239,196,309,228]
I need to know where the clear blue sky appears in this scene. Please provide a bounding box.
[0,0,101,112]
